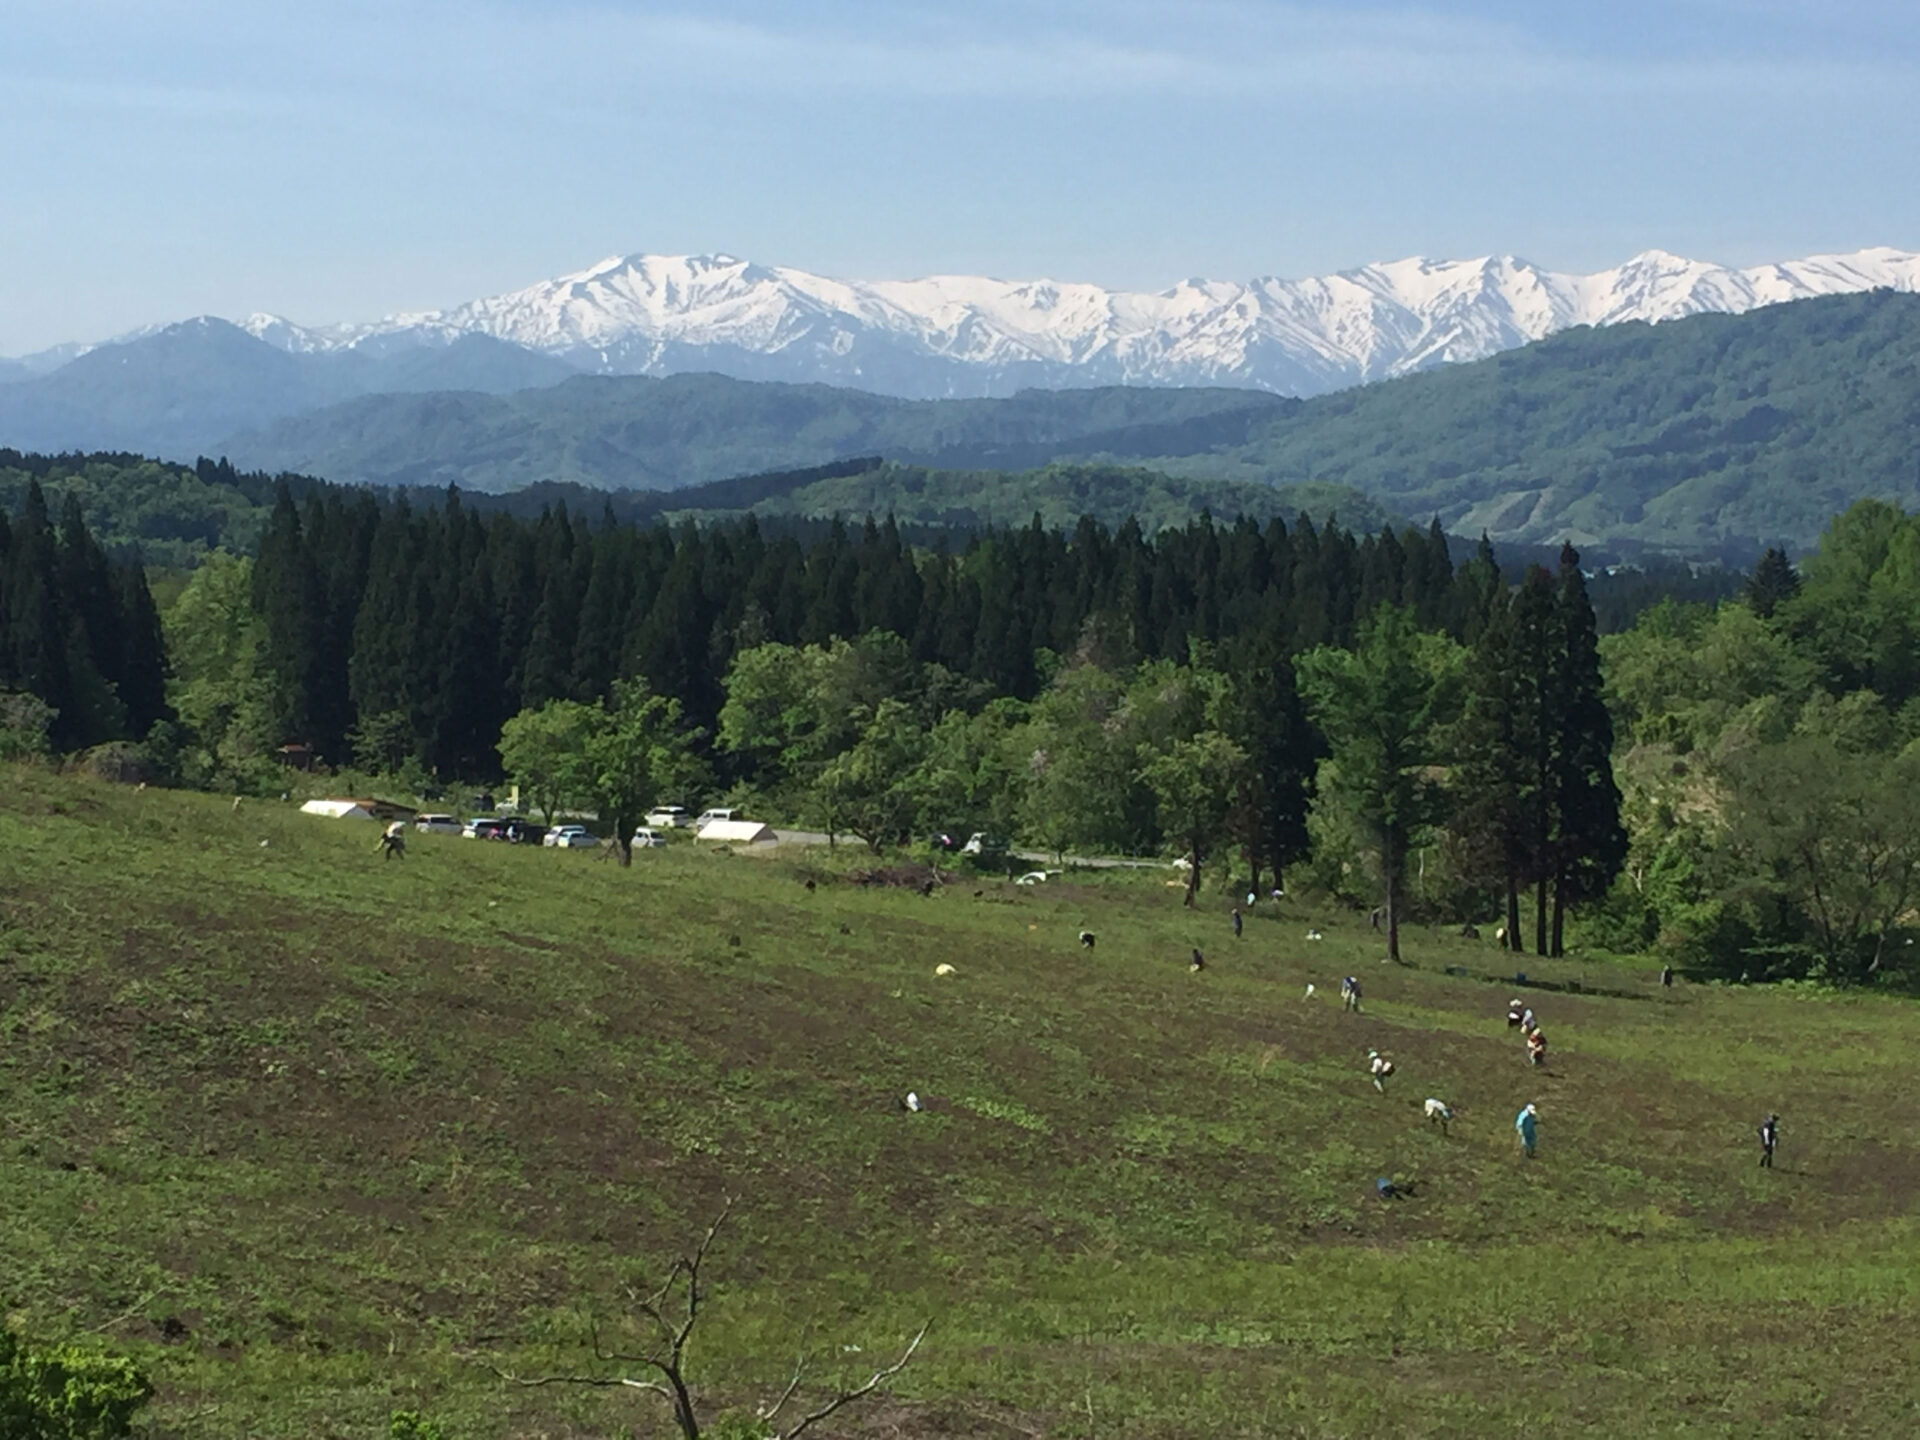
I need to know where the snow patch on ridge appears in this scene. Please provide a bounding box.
[75,245,1920,398]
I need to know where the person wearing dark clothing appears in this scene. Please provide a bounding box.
[1661,965,1674,988]
[1231,908,1243,939]
[1759,1113,1779,1169]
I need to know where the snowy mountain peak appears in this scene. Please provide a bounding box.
[33,244,1920,401]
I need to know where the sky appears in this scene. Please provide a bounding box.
[2,0,1917,354]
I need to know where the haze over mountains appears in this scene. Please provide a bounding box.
[2,246,1918,453]
[3,247,1919,557]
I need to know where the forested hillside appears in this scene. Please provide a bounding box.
[222,376,1292,493]
[1166,288,1920,555]
[0,449,1387,565]
[213,291,1920,556]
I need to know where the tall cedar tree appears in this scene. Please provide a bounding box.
[1511,568,1559,954]
[251,484,327,755]
[2,483,73,741]
[1221,646,1316,895]
[1451,571,1539,949]
[1746,546,1801,619]
[0,483,170,749]
[1548,545,1628,954]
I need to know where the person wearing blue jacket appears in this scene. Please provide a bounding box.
[1516,1102,1539,1159]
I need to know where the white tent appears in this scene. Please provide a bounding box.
[696,818,776,844]
[300,798,376,821]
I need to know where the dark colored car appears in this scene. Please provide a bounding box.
[497,819,547,845]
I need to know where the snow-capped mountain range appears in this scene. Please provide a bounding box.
[193,245,1920,400]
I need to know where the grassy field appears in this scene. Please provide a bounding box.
[4,767,1920,1439]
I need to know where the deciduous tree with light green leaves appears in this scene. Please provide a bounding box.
[1719,736,1920,985]
[1298,605,1464,963]
[1140,729,1249,907]
[160,550,277,786]
[814,699,927,852]
[589,680,708,865]
[497,698,602,824]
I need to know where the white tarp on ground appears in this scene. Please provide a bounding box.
[300,798,377,820]
[696,818,776,844]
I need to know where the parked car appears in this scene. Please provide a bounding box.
[644,805,690,829]
[630,827,667,849]
[498,819,547,845]
[695,808,739,827]
[960,832,1005,856]
[414,813,461,835]
[462,816,505,839]
[542,824,599,849]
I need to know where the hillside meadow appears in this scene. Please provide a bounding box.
[4,769,1920,1438]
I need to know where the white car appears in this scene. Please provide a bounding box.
[630,827,667,849]
[645,806,690,829]
[695,808,738,827]
[414,813,461,835]
[543,824,599,849]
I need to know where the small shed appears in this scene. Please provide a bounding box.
[696,818,777,844]
[300,798,376,821]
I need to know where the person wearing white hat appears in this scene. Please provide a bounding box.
[1516,1103,1539,1158]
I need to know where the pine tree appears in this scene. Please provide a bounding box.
[2,482,74,742]
[1509,568,1559,955]
[114,557,172,737]
[1221,647,1316,895]
[1745,546,1802,619]
[1449,573,1543,950]
[251,484,326,752]
[1548,544,1628,955]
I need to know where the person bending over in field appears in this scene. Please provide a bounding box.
[377,822,406,861]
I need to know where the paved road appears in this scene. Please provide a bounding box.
[766,828,1171,872]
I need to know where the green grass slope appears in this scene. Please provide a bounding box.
[4,770,1920,1437]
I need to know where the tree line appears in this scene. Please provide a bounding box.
[17,465,1920,984]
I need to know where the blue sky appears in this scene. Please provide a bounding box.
[2,0,1915,353]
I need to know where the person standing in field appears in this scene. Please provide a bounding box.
[1231,907,1243,939]
[1758,1113,1780,1169]
[1516,1102,1538,1159]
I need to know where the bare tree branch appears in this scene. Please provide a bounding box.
[758,1353,808,1425]
[479,1199,920,1440]
[480,1361,675,1404]
[779,1321,930,1440]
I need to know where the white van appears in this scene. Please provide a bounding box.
[630,827,667,849]
[645,805,690,829]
